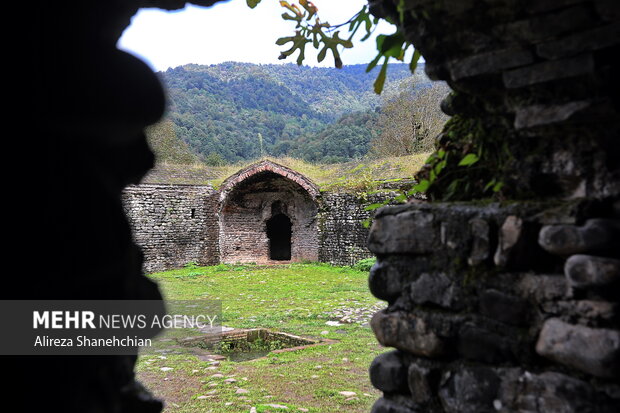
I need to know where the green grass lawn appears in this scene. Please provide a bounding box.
[137,262,387,413]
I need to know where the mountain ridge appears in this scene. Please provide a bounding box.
[151,62,431,163]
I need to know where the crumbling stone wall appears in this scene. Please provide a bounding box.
[25,2,619,412]
[366,1,620,412]
[122,184,219,272]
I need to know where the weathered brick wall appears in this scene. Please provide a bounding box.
[122,160,412,270]
[366,1,620,412]
[123,180,410,270]
[122,184,219,273]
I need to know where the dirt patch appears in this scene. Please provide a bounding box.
[137,369,204,408]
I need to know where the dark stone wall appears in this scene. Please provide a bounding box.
[366,1,620,412]
[9,1,225,411]
[368,200,619,412]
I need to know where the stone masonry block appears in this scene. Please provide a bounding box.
[468,218,490,266]
[536,23,620,59]
[494,215,523,267]
[503,54,594,89]
[536,318,620,378]
[370,397,414,413]
[371,310,447,358]
[480,289,529,325]
[539,218,619,255]
[368,261,403,302]
[564,254,620,289]
[514,100,591,129]
[409,272,463,310]
[500,5,597,43]
[449,47,534,80]
[368,209,436,255]
[369,350,410,393]
[438,366,500,413]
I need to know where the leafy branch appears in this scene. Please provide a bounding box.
[246,0,418,93]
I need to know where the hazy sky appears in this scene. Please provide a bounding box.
[117,0,396,72]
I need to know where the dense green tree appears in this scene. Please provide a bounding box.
[144,120,199,164]
[158,62,431,163]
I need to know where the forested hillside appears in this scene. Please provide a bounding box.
[154,62,437,164]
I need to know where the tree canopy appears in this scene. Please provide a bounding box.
[154,62,439,164]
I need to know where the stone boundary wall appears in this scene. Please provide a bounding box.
[122,184,219,273]
[122,182,408,271]
[318,192,394,266]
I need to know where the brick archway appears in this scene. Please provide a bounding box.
[218,160,320,204]
[218,160,319,264]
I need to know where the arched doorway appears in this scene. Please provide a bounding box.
[266,213,292,260]
[218,160,320,264]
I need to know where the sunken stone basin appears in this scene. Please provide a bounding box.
[178,328,329,361]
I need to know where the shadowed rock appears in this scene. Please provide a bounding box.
[564,254,620,289]
[539,219,620,255]
[536,318,620,378]
[369,350,410,393]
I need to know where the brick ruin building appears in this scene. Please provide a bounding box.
[12,0,620,412]
[217,161,321,264]
[122,159,403,272]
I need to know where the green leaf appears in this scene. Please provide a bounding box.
[366,51,383,73]
[378,32,406,59]
[246,0,262,9]
[492,181,504,192]
[393,193,407,202]
[373,57,389,94]
[367,31,405,73]
[458,153,479,166]
[317,45,328,62]
[409,49,421,73]
[444,179,462,200]
[434,159,447,175]
[484,179,496,192]
[412,179,430,193]
[299,0,317,20]
[364,203,385,211]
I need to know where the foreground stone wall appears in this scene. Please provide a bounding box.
[368,200,619,412]
[16,1,231,410]
[367,1,620,412]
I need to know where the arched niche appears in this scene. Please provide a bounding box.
[218,160,319,264]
